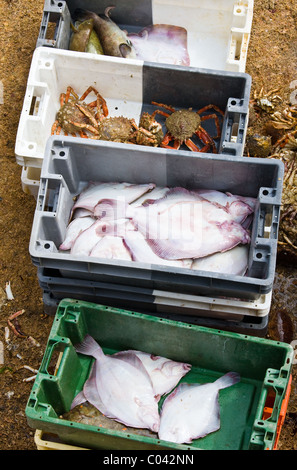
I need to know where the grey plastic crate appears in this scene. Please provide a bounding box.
[37,267,272,322]
[29,136,284,300]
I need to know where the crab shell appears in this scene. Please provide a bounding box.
[165,109,201,141]
[139,112,164,145]
[98,116,136,142]
[56,100,97,134]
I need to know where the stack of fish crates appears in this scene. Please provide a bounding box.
[14,0,285,337]
[14,0,294,451]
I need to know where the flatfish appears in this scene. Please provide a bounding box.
[96,187,250,260]
[191,245,249,275]
[72,181,156,214]
[59,215,95,251]
[72,335,160,432]
[128,24,190,66]
[158,372,240,443]
[112,350,192,398]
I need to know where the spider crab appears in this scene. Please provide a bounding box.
[51,85,108,137]
[250,87,281,114]
[151,101,224,152]
[51,86,163,146]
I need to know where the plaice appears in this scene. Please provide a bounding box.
[158,372,240,443]
[72,181,156,214]
[72,335,160,432]
[128,24,190,66]
[96,187,251,260]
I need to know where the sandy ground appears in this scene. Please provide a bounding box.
[0,0,296,450]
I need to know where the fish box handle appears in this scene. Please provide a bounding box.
[39,337,71,376]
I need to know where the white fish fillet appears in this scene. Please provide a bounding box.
[89,235,132,261]
[112,350,192,398]
[72,335,160,432]
[191,245,249,275]
[59,216,95,251]
[159,372,240,443]
[73,181,156,214]
[97,187,250,260]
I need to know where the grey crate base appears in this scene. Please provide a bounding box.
[42,291,268,337]
[37,266,272,321]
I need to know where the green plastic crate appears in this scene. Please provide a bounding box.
[25,299,293,450]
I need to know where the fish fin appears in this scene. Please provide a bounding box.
[75,334,104,359]
[215,372,240,390]
[70,22,79,33]
[70,390,86,410]
[112,350,155,389]
[119,43,133,58]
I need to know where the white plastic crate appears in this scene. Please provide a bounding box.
[37,0,254,73]
[15,46,251,168]
[21,166,41,198]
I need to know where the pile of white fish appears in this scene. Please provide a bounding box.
[60,181,256,276]
[71,334,240,444]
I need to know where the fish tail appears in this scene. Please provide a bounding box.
[75,334,104,359]
[104,5,116,18]
[215,372,240,390]
[71,390,86,409]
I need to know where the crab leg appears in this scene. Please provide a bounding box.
[197,104,224,116]
[184,138,201,152]
[151,101,175,112]
[196,127,217,153]
[65,86,79,103]
[75,103,99,129]
[51,120,61,135]
[137,127,159,145]
[79,86,109,118]
[59,93,66,107]
[160,133,181,149]
[72,121,100,135]
[200,113,222,139]
[151,109,171,119]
